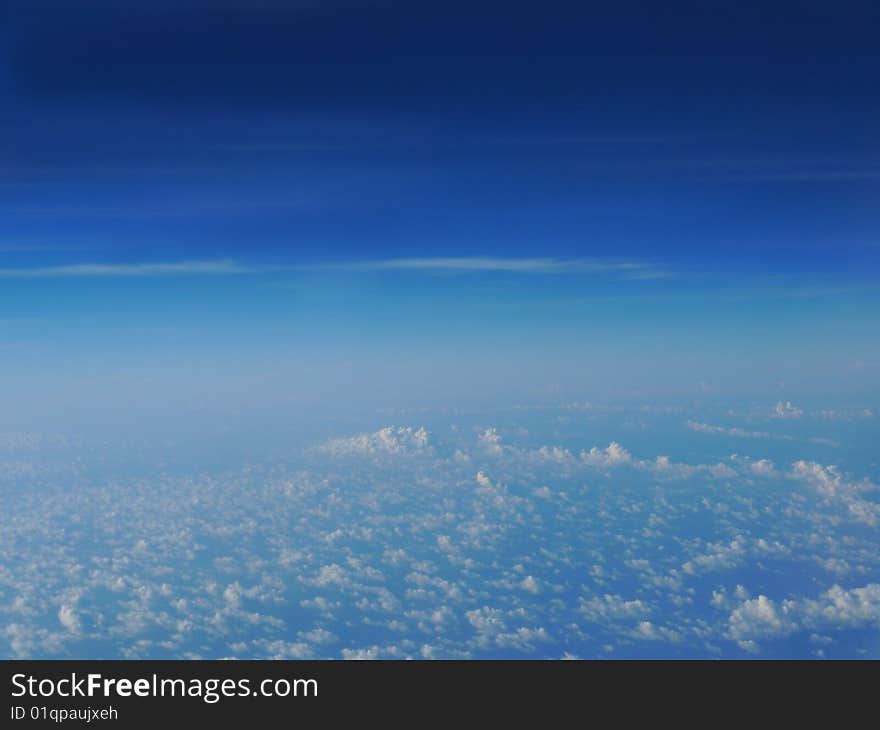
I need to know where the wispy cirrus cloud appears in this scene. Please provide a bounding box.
[0,256,672,280]
[686,420,838,448]
[686,421,783,440]
[0,260,257,278]
[300,256,670,277]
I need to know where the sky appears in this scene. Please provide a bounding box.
[1,2,879,659]
[1,1,879,434]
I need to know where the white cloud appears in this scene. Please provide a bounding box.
[814,408,874,421]
[532,445,575,464]
[0,260,256,278]
[303,256,663,277]
[58,605,81,634]
[317,426,431,457]
[801,584,880,628]
[466,607,507,634]
[790,460,878,525]
[579,594,649,621]
[773,401,804,419]
[727,595,792,647]
[341,646,382,660]
[686,420,782,440]
[632,621,681,642]
[494,626,551,651]
[725,583,880,651]
[581,442,632,467]
[4,408,878,660]
[750,459,777,477]
[263,641,314,659]
[478,428,504,455]
[683,538,747,575]
[790,460,846,497]
[475,471,493,488]
[310,564,348,588]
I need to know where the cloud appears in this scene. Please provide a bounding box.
[532,445,576,465]
[789,460,878,525]
[801,584,880,628]
[478,428,504,455]
[727,596,792,648]
[58,605,81,634]
[773,401,804,419]
[724,583,880,652]
[317,426,431,457]
[301,256,667,277]
[683,538,748,575]
[0,255,674,282]
[686,420,780,440]
[475,471,493,488]
[341,646,382,660]
[814,408,874,421]
[466,607,507,634]
[631,621,682,642]
[310,564,349,588]
[0,260,257,278]
[687,421,839,448]
[750,459,777,477]
[4,409,878,660]
[494,626,551,651]
[581,442,632,467]
[790,461,848,498]
[579,594,649,621]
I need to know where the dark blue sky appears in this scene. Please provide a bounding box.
[1,1,878,428]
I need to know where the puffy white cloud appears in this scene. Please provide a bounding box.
[750,459,777,477]
[581,442,632,467]
[341,646,382,660]
[58,605,81,634]
[790,460,846,497]
[773,401,804,419]
[466,607,507,634]
[790,460,879,525]
[579,594,649,621]
[494,626,551,651]
[727,595,792,648]
[683,538,747,575]
[317,426,431,457]
[723,583,880,652]
[302,564,350,590]
[532,445,576,464]
[478,428,504,455]
[800,584,880,628]
[2,406,877,660]
[632,621,681,642]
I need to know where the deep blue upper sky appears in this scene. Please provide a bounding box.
[1,1,878,429]
[4,1,878,263]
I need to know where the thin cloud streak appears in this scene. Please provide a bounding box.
[301,256,668,276]
[0,256,671,279]
[0,260,257,278]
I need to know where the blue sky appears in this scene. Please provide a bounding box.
[3,1,879,433]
